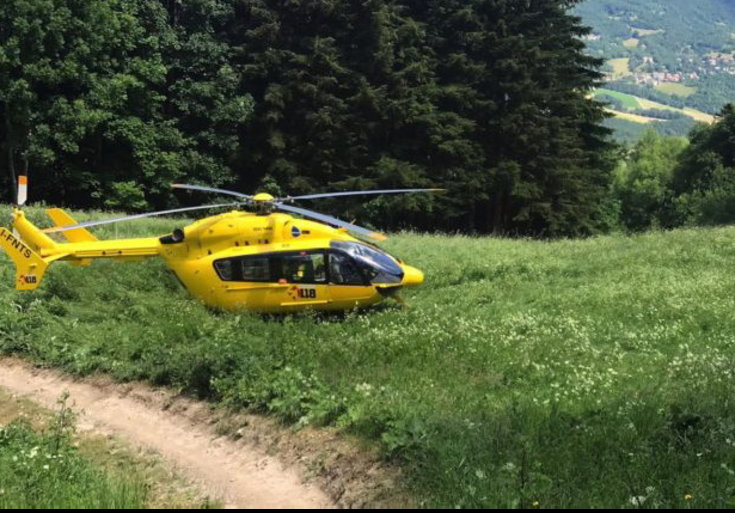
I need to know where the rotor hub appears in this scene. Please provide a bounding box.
[252,193,276,214]
[253,193,275,202]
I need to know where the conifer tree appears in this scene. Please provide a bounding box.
[1,0,617,235]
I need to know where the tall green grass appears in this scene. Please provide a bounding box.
[2,206,735,508]
[0,396,147,509]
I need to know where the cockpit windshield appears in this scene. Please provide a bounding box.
[330,241,404,284]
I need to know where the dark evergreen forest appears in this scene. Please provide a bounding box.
[0,0,618,236]
[5,1,735,237]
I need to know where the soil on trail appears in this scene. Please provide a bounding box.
[0,357,334,509]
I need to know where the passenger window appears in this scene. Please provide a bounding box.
[215,256,272,282]
[281,252,327,284]
[329,252,366,285]
[241,257,270,282]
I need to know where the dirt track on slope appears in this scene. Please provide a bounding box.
[0,357,334,509]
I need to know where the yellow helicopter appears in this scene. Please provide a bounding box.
[1,177,441,313]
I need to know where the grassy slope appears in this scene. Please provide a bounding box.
[608,58,631,79]
[635,97,715,123]
[0,387,218,509]
[655,83,697,98]
[594,89,715,124]
[604,108,656,124]
[0,398,147,509]
[595,88,641,110]
[2,206,735,508]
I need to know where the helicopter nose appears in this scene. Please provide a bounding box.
[402,265,425,287]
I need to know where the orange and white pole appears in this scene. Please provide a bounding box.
[17,175,28,207]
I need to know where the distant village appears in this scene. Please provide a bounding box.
[583,33,735,85]
[629,54,735,86]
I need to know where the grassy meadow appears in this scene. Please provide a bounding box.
[0,396,147,509]
[594,88,715,124]
[655,83,697,98]
[1,206,735,508]
[607,58,631,79]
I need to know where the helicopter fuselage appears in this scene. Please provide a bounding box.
[5,209,424,313]
[160,211,423,312]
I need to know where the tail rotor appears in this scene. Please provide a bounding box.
[16,175,28,208]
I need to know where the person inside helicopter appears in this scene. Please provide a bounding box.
[329,251,364,285]
[282,252,324,283]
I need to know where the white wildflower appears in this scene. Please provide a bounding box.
[629,495,647,507]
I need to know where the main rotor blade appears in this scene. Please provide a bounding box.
[283,188,445,202]
[274,202,388,242]
[172,183,253,201]
[44,203,241,233]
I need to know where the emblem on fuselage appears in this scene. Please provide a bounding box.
[288,285,317,300]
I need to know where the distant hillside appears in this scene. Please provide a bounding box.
[577,0,735,67]
[575,0,735,139]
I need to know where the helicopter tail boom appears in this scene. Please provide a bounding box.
[1,209,163,290]
[2,176,164,290]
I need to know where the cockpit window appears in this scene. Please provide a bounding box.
[330,241,404,284]
[329,251,366,285]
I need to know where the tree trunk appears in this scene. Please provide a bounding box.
[5,110,17,199]
[492,193,504,235]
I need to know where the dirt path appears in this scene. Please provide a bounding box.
[0,357,334,509]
